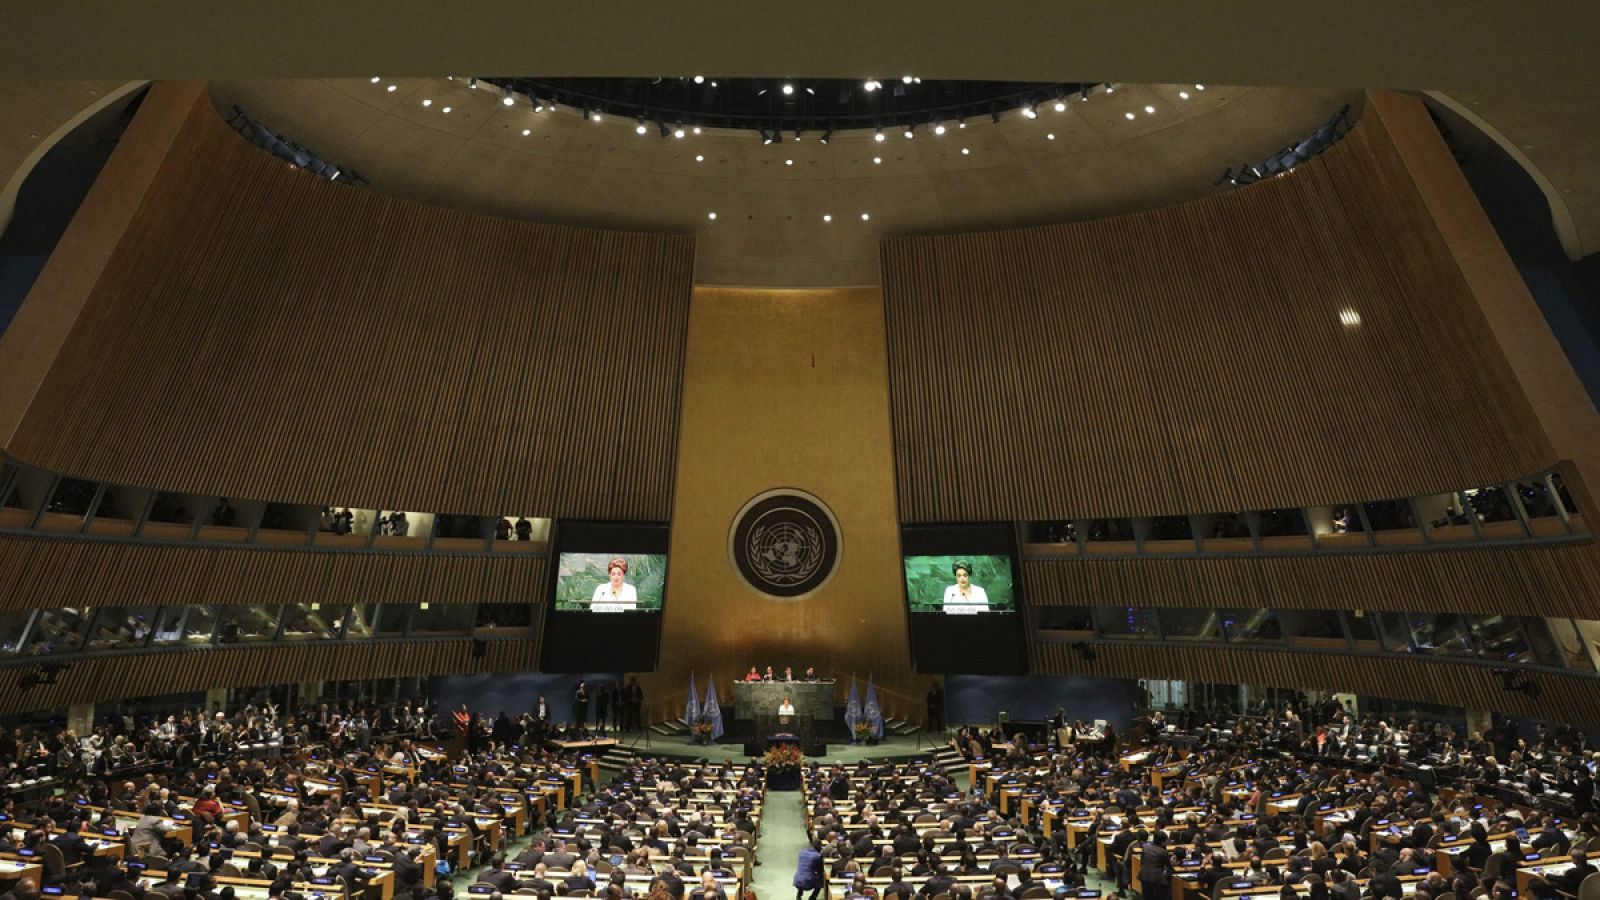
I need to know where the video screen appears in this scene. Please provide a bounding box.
[542,521,670,672]
[902,523,1027,675]
[903,555,1016,614]
[554,553,666,612]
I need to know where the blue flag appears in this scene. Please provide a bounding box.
[865,676,884,739]
[685,672,701,724]
[703,679,724,741]
[845,675,862,734]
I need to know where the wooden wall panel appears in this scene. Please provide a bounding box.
[882,113,1553,522]
[1023,541,1600,619]
[3,86,693,520]
[1031,640,1600,725]
[0,638,537,715]
[0,534,544,609]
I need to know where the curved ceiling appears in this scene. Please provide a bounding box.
[213,78,1361,285]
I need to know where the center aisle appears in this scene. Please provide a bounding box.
[753,788,808,900]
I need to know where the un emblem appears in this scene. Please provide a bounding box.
[729,489,841,599]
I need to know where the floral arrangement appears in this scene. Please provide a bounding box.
[692,719,715,744]
[764,743,804,773]
[852,721,874,743]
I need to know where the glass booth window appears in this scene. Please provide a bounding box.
[1464,486,1517,523]
[1468,614,1533,664]
[25,608,90,654]
[1035,606,1095,633]
[1256,509,1307,537]
[151,605,216,645]
[279,603,348,640]
[147,491,194,524]
[1085,519,1135,542]
[45,478,97,516]
[1404,612,1476,656]
[1158,608,1221,641]
[410,603,474,635]
[1373,611,1416,652]
[0,610,33,655]
[1363,499,1416,531]
[1552,472,1580,514]
[1095,606,1158,639]
[344,604,379,639]
[1148,516,1193,541]
[1283,609,1347,643]
[1220,608,1282,643]
[1515,481,1561,519]
[217,605,281,643]
[1345,610,1379,645]
[375,604,413,636]
[86,606,157,650]
[475,603,533,629]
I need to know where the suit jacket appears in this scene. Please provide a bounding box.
[478,870,518,892]
[1140,845,1172,888]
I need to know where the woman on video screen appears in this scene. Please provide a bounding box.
[941,559,989,613]
[591,556,639,612]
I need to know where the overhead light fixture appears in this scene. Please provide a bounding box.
[1124,112,1136,120]
[960,147,970,155]
[693,75,705,84]
[1047,133,1056,140]
[468,78,477,88]
[1195,84,1206,90]
[673,127,686,139]
[1144,105,1156,114]
[761,129,775,145]
[818,128,833,144]
[1054,100,1066,112]
[707,212,717,220]
[874,128,885,142]
[692,126,702,134]
[592,111,602,121]
[934,123,946,135]
[785,159,794,166]
[636,117,648,135]
[822,214,832,222]
[1179,91,1190,100]
[903,127,914,139]
[782,83,794,95]
[1022,104,1037,119]
[872,156,882,164]
[901,75,914,84]
[502,95,514,107]
[1104,85,1115,94]
[522,129,531,136]
[441,106,452,114]
[422,99,432,107]
[386,84,397,92]
[861,212,871,220]
[369,77,381,84]
[1079,87,1089,102]
[695,154,704,162]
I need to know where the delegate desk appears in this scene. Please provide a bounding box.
[732,681,835,720]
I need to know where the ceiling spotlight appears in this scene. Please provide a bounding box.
[1054,100,1066,112]
[806,87,816,95]
[707,212,717,220]
[441,106,452,113]
[1124,112,1136,120]
[872,156,882,164]
[818,128,833,145]
[785,159,794,166]
[386,84,397,92]
[874,128,885,142]
[863,80,881,92]
[522,129,531,136]
[782,83,794,95]
[861,212,871,220]
[1179,91,1190,100]
[369,76,380,84]
[903,128,914,139]
[674,127,685,139]
[1047,133,1056,140]
[934,123,946,135]
[636,118,648,135]
[1144,105,1156,114]
[762,130,775,145]
[1079,87,1089,102]
[960,147,970,155]
[468,78,477,88]
[901,75,914,84]
[1105,85,1115,93]
[1022,105,1037,119]
[422,99,432,107]
[502,95,515,107]
[534,102,545,112]
[1195,84,1206,90]
[693,75,705,84]
[592,111,602,121]
[693,126,702,134]
[695,154,704,162]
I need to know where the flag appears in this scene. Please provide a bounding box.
[685,672,701,725]
[703,679,724,741]
[865,675,884,739]
[845,675,862,736]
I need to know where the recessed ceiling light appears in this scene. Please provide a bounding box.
[874,129,885,142]
[960,147,970,155]
[1022,105,1037,119]
[785,159,793,166]
[693,126,702,134]
[1179,91,1190,100]
[707,212,717,220]
[694,75,705,84]
[502,96,514,106]
[903,128,914,139]
[422,99,432,107]
[1054,101,1066,112]
[1195,84,1206,90]
[872,156,882,164]
[782,83,794,95]
[674,128,685,139]
[522,129,531,136]
[822,214,832,222]
[1144,105,1156,114]
[695,154,704,162]
[901,75,913,84]
[861,212,871,220]
[592,112,602,121]
[934,123,946,135]
[442,106,452,113]
[1047,133,1055,140]
[1124,112,1136,120]
[386,84,397,92]
[369,77,381,84]
[636,123,647,135]
[1105,85,1115,93]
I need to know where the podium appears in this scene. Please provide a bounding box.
[756,713,814,749]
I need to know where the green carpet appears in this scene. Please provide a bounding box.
[752,788,807,900]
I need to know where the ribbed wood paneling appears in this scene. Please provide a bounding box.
[5,92,693,520]
[1031,640,1600,725]
[882,115,1552,522]
[0,638,537,715]
[0,534,544,609]
[1023,541,1600,619]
